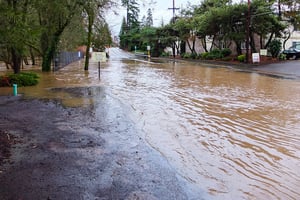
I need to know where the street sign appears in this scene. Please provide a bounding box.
[260,49,267,56]
[91,52,107,62]
[252,53,260,63]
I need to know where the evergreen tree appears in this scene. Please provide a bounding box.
[121,0,140,29]
[146,8,153,27]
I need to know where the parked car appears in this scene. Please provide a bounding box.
[282,47,300,60]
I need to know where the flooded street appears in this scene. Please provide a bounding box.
[1,48,300,199]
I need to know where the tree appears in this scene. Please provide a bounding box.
[157,24,179,57]
[145,8,153,27]
[35,0,79,71]
[81,0,113,71]
[119,0,140,50]
[119,17,129,49]
[0,0,32,74]
[191,0,285,55]
[93,22,112,51]
[121,0,140,29]
[174,17,195,55]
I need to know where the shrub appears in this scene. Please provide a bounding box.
[161,52,170,57]
[209,49,223,59]
[181,53,190,58]
[190,52,198,59]
[279,53,286,60]
[268,39,282,58]
[0,72,39,87]
[200,52,209,59]
[221,48,232,57]
[237,54,245,62]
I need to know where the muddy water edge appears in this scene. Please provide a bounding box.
[1,55,300,199]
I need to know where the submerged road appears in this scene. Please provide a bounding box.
[1,48,300,199]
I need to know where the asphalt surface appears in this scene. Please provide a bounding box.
[252,60,300,79]
[0,87,203,200]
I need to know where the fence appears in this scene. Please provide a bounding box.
[53,51,84,71]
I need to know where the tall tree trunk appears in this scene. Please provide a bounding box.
[42,33,60,71]
[264,32,274,49]
[250,33,257,53]
[283,31,291,50]
[201,37,208,52]
[11,48,22,74]
[186,39,193,53]
[84,11,94,71]
[234,41,242,55]
[30,47,36,65]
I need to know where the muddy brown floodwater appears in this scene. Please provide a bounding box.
[1,48,300,199]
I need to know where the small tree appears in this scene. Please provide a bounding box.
[268,39,282,58]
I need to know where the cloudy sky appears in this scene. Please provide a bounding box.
[106,0,195,36]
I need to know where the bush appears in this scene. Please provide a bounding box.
[182,53,198,59]
[0,72,39,87]
[161,52,170,57]
[200,52,209,59]
[221,48,232,57]
[210,49,222,57]
[181,53,190,58]
[279,53,286,60]
[268,39,282,58]
[237,54,245,62]
[190,52,198,59]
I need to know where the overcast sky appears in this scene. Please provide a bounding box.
[106,0,194,36]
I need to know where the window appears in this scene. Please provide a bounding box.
[241,42,246,49]
[292,42,300,49]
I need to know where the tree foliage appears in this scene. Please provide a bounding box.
[122,0,140,29]
[0,0,114,73]
[0,0,32,73]
[119,0,289,58]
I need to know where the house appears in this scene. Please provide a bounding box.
[282,27,300,49]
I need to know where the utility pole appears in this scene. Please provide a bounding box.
[246,0,251,63]
[168,0,179,23]
[168,0,180,60]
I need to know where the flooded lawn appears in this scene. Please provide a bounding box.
[1,48,300,199]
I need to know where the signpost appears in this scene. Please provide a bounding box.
[147,45,151,58]
[91,52,107,79]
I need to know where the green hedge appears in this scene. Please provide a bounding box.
[237,54,245,62]
[0,72,39,87]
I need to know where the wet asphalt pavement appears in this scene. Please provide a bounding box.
[0,87,203,200]
[252,60,300,79]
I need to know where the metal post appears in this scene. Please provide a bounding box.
[13,84,18,96]
[98,61,100,79]
[246,0,251,63]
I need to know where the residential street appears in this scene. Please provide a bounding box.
[0,49,299,199]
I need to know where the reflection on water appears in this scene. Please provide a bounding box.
[1,50,300,199]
